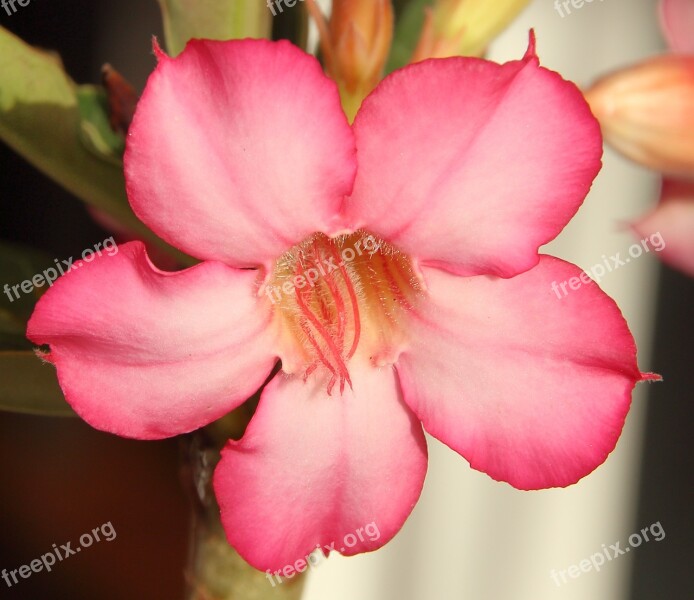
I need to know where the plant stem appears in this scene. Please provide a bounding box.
[181,426,305,600]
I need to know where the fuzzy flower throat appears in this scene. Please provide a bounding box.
[267,232,420,393]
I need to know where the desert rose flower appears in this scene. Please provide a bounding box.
[28,35,654,572]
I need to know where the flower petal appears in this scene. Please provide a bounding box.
[396,257,649,490]
[125,39,356,268]
[660,0,694,53]
[27,242,277,439]
[633,179,694,277]
[214,358,427,572]
[344,41,602,277]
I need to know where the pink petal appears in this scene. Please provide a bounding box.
[396,257,650,490]
[344,38,602,277]
[633,179,694,277]
[214,358,428,572]
[660,0,694,53]
[27,242,278,439]
[125,39,356,268]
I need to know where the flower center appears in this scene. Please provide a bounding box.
[265,231,421,394]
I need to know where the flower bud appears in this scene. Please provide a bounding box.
[306,0,393,120]
[412,0,531,62]
[101,64,139,134]
[585,55,694,179]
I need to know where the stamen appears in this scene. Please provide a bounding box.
[303,361,319,380]
[294,266,352,390]
[327,243,361,360]
[299,320,337,379]
[319,243,347,349]
[267,231,420,394]
[378,252,414,312]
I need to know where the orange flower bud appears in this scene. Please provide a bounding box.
[585,55,694,178]
[306,0,393,120]
[101,64,139,135]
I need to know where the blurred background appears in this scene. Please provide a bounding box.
[0,0,691,599]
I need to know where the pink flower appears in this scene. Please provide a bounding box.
[28,35,653,571]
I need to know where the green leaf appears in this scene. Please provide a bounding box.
[0,26,194,266]
[386,0,433,74]
[157,0,272,57]
[0,27,133,231]
[0,351,75,417]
